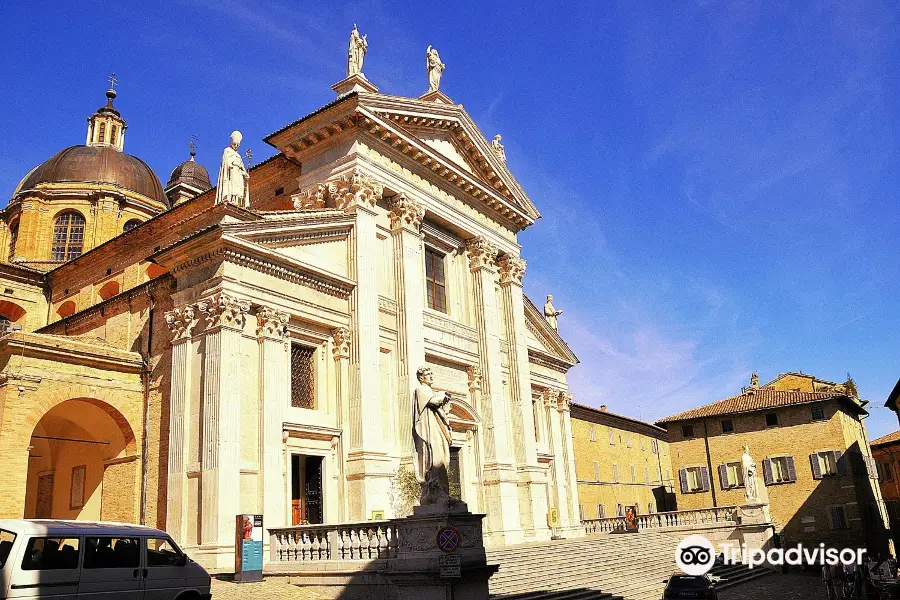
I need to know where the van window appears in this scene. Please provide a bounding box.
[84,537,140,569]
[147,537,183,567]
[0,529,16,568]
[21,537,80,570]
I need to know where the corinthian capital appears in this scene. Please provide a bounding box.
[293,183,327,210]
[331,326,352,360]
[558,391,573,411]
[256,306,290,340]
[388,193,425,232]
[328,167,383,212]
[466,237,499,271]
[466,365,482,392]
[164,305,196,342]
[498,255,526,286]
[197,293,251,331]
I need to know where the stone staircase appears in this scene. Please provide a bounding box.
[487,531,772,600]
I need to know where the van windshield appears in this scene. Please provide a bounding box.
[0,529,16,568]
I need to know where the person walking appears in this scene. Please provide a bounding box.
[823,563,836,600]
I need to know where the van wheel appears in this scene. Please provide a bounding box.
[176,593,200,600]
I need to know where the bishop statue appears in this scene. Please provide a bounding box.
[216,131,250,208]
[544,294,563,331]
[412,366,453,506]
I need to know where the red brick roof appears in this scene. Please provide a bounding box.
[871,430,900,447]
[656,388,854,424]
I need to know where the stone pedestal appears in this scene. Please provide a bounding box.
[386,506,497,600]
[739,502,774,554]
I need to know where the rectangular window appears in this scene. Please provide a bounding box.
[817,452,838,477]
[765,412,779,427]
[878,462,894,482]
[589,426,595,442]
[0,529,16,569]
[616,504,624,517]
[725,462,744,487]
[721,419,734,434]
[424,248,447,313]
[612,464,619,482]
[290,344,316,409]
[811,404,826,421]
[21,537,80,570]
[631,465,636,483]
[84,537,140,569]
[686,467,703,491]
[770,456,793,483]
[609,428,615,445]
[593,461,600,481]
[146,537,185,567]
[830,506,848,530]
[626,433,631,448]
[682,424,694,439]
[640,437,646,451]
[597,504,605,519]
[651,439,659,454]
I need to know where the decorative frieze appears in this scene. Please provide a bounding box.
[466,236,499,271]
[423,310,478,341]
[197,293,250,331]
[378,296,398,315]
[256,306,290,340]
[331,326,352,360]
[388,192,425,231]
[498,255,526,286]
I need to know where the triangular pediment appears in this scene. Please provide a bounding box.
[524,295,578,366]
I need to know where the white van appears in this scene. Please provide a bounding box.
[0,520,211,599]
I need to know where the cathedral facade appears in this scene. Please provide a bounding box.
[0,58,583,568]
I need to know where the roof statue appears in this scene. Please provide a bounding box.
[750,372,760,389]
[544,294,563,331]
[492,134,506,162]
[215,130,249,208]
[347,24,368,77]
[426,45,445,92]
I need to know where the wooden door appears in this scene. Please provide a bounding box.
[305,456,323,525]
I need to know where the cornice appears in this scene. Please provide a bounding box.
[528,348,575,374]
[0,332,144,372]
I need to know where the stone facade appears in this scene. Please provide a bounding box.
[872,432,900,550]
[0,77,584,568]
[570,404,675,521]
[659,373,891,553]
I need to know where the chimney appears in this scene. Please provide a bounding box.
[600,405,608,412]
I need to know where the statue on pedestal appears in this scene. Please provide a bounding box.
[492,134,506,161]
[412,366,454,506]
[544,294,563,331]
[742,445,760,503]
[426,45,445,92]
[347,24,368,77]
[215,131,250,208]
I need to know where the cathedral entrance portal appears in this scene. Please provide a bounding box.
[291,454,323,525]
[23,398,137,521]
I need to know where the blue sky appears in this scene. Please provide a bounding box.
[1,1,897,436]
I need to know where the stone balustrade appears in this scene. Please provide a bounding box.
[269,521,398,563]
[582,506,739,535]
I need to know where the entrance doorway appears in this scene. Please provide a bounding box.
[291,455,323,525]
[448,447,461,500]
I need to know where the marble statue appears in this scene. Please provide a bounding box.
[413,366,453,505]
[426,45,445,92]
[492,134,506,161]
[216,131,250,207]
[741,445,760,502]
[544,294,563,331]
[347,24,368,76]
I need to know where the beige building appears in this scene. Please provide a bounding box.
[571,404,675,521]
[0,56,585,567]
[658,372,891,553]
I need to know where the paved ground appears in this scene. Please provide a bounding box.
[720,570,846,600]
[211,578,328,599]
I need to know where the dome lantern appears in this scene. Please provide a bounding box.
[85,74,127,152]
[165,139,212,206]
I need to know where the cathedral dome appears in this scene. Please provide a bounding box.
[166,154,211,192]
[14,145,168,206]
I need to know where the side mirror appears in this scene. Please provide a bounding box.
[177,554,188,567]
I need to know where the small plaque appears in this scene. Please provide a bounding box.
[440,553,461,578]
[548,508,559,528]
[371,510,385,520]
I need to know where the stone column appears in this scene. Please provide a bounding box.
[388,193,426,460]
[257,307,290,529]
[331,327,351,522]
[467,236,522,544]
[545,389,570,529]
[336,168,388,519]
[197,293,249,559]
[558,392,581,534]
[163,305,196,545]
[498,255,549,540]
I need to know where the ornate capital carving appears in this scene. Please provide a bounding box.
[293,183,328,210]
[558,391,573,411]
[542,388,560,408]
[498,255,526,286]
[164,306,196,342]
[256,306,290,340]
[329,167,383,212]
[466,365,482,392]
[466,237,499,271]
[197,293,250,331]
[331,327,352,360]
[388,193,425,231]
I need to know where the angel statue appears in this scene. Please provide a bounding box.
[426,45,445,92]
[348,24,368,76]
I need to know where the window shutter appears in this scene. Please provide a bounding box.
[699,466,711,492]
[786,456,797,482]
[718,464,729,489]
[679,468,689,494]
[763,458,774,486]
[835,450,846,476]
[810,453,822,480]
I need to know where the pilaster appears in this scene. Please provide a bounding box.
[257,306,290,529]
[332,326,351,522]
[558,392,582,535]
[498,255,549,540]
[545,389,570,530]
[163,305,196,545]
[389,193,426,460]
[467,236,522,544]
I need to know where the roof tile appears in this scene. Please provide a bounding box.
[656,388,846,424]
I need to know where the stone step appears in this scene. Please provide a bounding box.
[492,589,623,600]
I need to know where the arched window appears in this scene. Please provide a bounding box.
[111,125,118,146]
[98,122,106,144]
[123,219,141,233]
[51,212,86,261]
[8,219,18,261]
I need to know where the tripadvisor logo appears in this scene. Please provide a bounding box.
[675,534,868,572]
[675,535,716,575]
